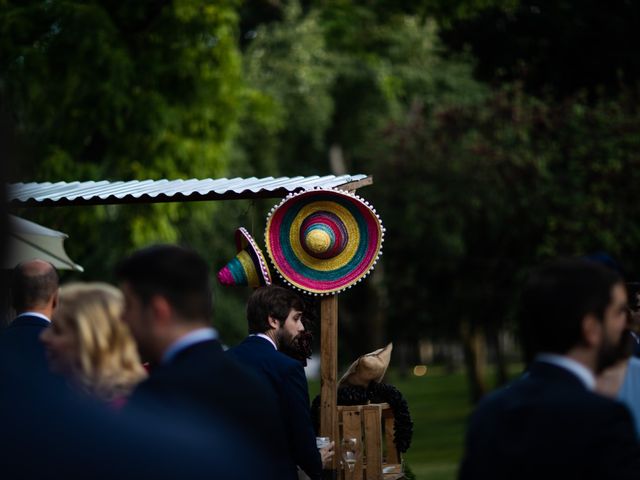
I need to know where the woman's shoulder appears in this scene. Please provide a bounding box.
[629,356,640,370]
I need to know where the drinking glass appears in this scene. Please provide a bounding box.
[341,437,358,477]
[316,436,331,450]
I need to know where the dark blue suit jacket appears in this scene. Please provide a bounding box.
[127,338,286,480]
[0,314,50,373]
[459,361,640,480]
[227,335,322,480]
[0,343,263,480]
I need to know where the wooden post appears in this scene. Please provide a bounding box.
[320,294,339,474]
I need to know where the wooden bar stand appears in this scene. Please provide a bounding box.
[337,403,404,480]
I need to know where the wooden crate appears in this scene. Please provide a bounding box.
[337,403,404,480]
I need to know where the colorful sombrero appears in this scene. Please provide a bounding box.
[265,188,384,295]
[217,227,272,288]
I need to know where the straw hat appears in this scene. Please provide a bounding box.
[264,188,384,295]
[338,343,393,388]
[217,227,272,288]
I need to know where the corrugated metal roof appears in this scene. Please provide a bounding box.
[8,175,373,207]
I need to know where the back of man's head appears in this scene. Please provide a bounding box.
[11,260,59,313]
[115,245,212,323]
[520,258,622,362]
[247,285,304,334]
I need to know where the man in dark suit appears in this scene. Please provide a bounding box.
[459,259,640,480]
[227,285,324,480]
[0,259,59,373]
[116,245,286,480]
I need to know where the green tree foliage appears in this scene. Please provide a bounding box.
[233,2,335,176]
[371,83,640,398]
[2,0,244,283]
[440,0,640,97]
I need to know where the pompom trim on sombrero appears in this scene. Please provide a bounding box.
[217,227,272,288]
[265,187,384,295]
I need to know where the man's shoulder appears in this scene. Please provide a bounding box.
[5,314,49,330]
[0,316,48,344]
[228,337,302,374]
[472,368,627,424]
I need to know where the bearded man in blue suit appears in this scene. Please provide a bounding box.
[459,259,640,480]
[227,285,325,480]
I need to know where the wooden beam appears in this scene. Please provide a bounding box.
[337,175,373,193]
[320,294,339,474]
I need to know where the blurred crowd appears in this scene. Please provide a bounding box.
[0,246,333,480]
[3,246,640,479]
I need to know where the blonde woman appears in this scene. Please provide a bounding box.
[40,282,146,408]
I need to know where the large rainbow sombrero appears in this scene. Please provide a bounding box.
[217,227,272,288]
[265,188,384,295]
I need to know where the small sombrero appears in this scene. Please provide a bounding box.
[217,227,272,288]
[339,343,393,388]
[265,188,384,295]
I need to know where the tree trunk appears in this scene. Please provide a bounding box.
[487,323,509,387]
[460,319,487,403]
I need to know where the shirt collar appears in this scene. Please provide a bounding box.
[162,327,218,365]
[249,333,277,351]
[536,353,596,390]
[15,312,51,323]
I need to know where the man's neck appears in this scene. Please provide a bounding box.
[564,346,597,374]
[263,330,279,349]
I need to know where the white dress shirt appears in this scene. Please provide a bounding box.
[14,312,51,323]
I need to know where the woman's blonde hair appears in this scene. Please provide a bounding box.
[53,282,146,401]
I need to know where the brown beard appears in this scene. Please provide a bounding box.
[279,330,313,366]
[596,328,634,373]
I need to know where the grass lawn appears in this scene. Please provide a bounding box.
[309,365,524,480]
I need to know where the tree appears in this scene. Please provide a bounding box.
[2,0,243,273]
[440,0,640,98]
[370,83,640,401]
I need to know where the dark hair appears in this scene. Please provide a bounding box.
[520,258,622,362]
[115,245,212,322]
[11,261,59,312]
[246,285,305,334]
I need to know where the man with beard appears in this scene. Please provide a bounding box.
[227,285,324,480]
[459,258,640,480]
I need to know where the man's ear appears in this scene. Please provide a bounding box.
[149,295,173,326]
[267,315,280,330]
[51,289,59,310]
[582,314,603,348]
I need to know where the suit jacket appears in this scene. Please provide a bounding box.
[0,345,263,480]
[0,314,50,374]
[227,336,322,480]
[459,361,640,480]
[126,338,286,480]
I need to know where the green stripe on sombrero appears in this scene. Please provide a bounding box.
[227,257,249,285]
[275,194,373,281]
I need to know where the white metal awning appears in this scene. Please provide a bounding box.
[7,175,372,207]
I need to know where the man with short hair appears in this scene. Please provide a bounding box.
[227,285,324,480]
[0,259,59,372]
[459,258,640,480]
[117,245,285,480]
